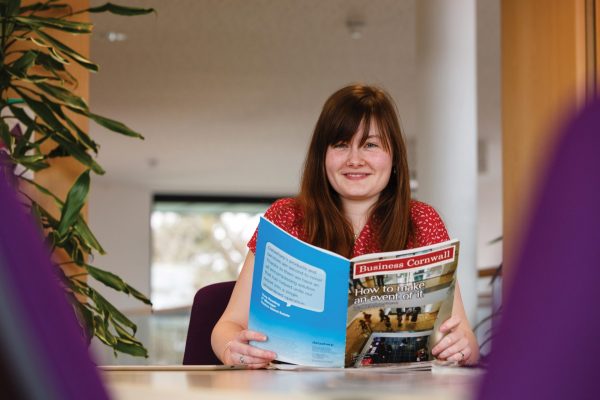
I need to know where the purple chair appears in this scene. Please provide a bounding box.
[0,176,108,399]
[477,98,600,399]
[183,280,236,365]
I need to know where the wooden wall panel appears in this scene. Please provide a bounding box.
[501,0,587,288]
[28,0,90,273]
[32,0,90,217]
[596,0,600,90]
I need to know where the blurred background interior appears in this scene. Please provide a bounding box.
[83,0,594,365]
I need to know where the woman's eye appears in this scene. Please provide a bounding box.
[365,142,379,149]
[332,142,349,149]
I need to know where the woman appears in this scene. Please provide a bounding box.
[211,84,479,368]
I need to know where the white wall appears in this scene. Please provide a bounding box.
[476,0,502,270]
[88,177,152,313]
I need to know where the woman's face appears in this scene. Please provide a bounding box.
[325,121,393,208]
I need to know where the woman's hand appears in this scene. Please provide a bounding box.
[431,316,475,365]
[222,329,277,369]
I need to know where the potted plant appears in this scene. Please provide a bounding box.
[0,0,155,357]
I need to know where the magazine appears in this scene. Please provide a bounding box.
[249,217,460,368]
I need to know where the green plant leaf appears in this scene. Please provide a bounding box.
[15,16,93,34]
[79,110,144,139]
[0,1,19,40]
[86,264,150,306]
[31,201,60,229]
[3,0,21,17]
[0,120,14,150]
[13,124,34,157]
[113,340,148,357]
[47,46,71,65]
[32,28,99,72]
[32,49,69,70]
[52,134,104,174]
[85,264,126,291]
[19,2,69,14]
[14,153,44,163]
[11,91,103,173]
[35,82,88,111]
[14,154,49,171]
[124,284,152,305]
[58,169,90,236]
[69,238,86,265]
[86,3,155,16]
[11,50,38,75]
[37,124,105,174]
[93,315,117,346]
[8,102,38,129]
[22,177,63,206]
[111,318,138,342]
[46,144,69,158]
[5,70,52,83]
[88,285,137,333]
[44,98,98,152]
[73,218,105,254]
[488,236,503,245]
[13,88,74,138]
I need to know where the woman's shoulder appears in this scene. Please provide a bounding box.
[265,197,300,217]
[247,198,302,254]
[409,199,440,219]
[409,200,450,246]
[269,197,298,209]
[263,197,303,228]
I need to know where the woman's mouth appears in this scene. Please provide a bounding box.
[343,173,370,180]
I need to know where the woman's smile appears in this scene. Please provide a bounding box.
[343,172,371,179]
[325,121,393,207]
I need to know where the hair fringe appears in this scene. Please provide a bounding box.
[298,84,414,257]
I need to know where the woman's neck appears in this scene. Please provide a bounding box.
[342,198,377,234]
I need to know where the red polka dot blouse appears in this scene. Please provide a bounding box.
[247,198,450,257]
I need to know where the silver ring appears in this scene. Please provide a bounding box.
[239,355,245,364]
[459,351,465,361]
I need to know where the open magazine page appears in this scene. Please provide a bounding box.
[345,240,460,367]
[268,359,459,372]
[249,217,350,367]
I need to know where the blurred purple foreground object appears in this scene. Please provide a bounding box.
[0,177,109,400]
[477,98,600,399]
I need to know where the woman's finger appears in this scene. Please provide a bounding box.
[244,343,277,360]
[439,316,461,333]
[438,337,468,360]
[431,332,455,355]
[446,343,471,363]
[228,337,277,364]
[228,341,276,361]
[238,329,268,342]
[230,351,273,366]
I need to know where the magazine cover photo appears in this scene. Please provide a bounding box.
[345,245,459,367]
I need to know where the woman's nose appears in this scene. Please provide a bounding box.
[346,147,365,166]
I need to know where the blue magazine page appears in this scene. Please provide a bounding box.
[249,217,350,367]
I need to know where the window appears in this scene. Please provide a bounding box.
[150,196,277,310]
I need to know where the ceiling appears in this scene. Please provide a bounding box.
[88,0,499,196]
[88,0,417,195]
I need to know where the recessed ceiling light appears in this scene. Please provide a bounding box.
[346,18,365,40]
[106,31,127,42]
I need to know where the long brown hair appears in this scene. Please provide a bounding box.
[297,84,413,257]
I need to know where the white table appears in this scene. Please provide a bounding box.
[101,365,483,400]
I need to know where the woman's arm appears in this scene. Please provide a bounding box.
[431,282,480,365]
[211,252,277,368]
